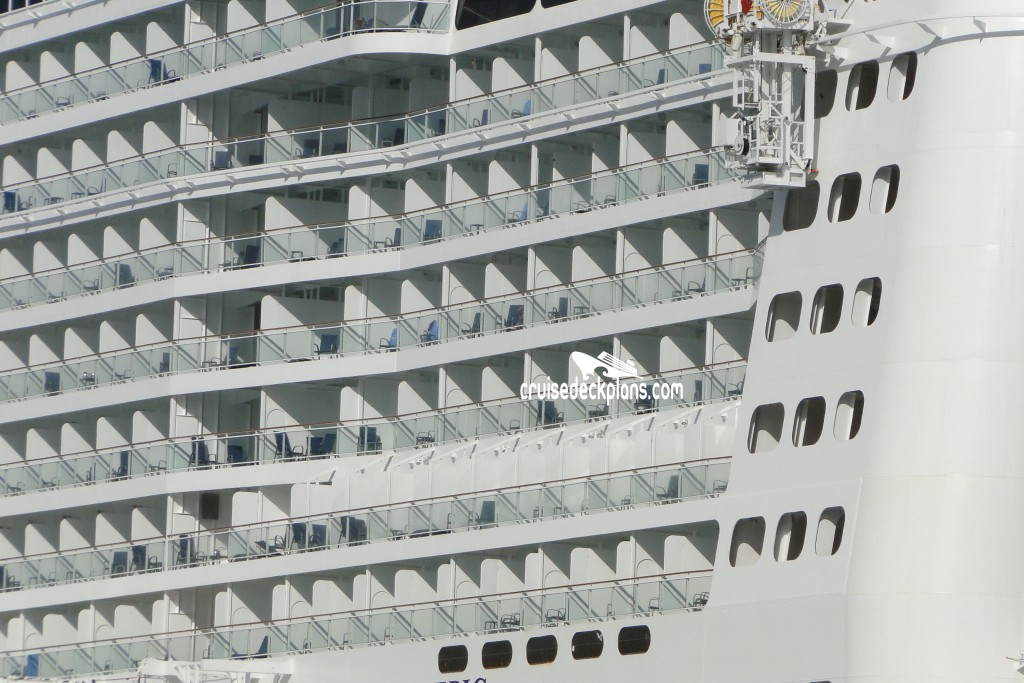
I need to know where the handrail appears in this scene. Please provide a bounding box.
[1,457,729,563]
[0,359,745,473]
[0,244,760,372]
[0,0,440,98]
[1,569,711,654]
[0,144,728,286]
[1,39,720,189]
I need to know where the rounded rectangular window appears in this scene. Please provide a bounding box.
[439,645,469,673]
[617,625,651,655]
[793,397,826,446]
[816,507,846,556]
[811,284,844,334]
[870,165,900,214]
[748,403,785,453]
[815,70,838,118]
[730,516,766,567]
[766,291,802,341]
[571,630,604,660]
[834,390,864,440]
[828,173,861,222]
[846,61,879,111]
[774,512,807,561]
[852,278,881,327]
[783,181,819,231]
[482,640,513,669]
[888,52,918,101]
[526,635,558,665]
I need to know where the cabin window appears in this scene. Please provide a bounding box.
[456,0,535,28]
[852,278,882,327]
[571,630,604,660]
[766,291,802,341]
[828,173,861,222]
[811,284,844,334]
[730,516,766,566]
[834,390,864,440]
[526,635,558,664]
[618,625,651,655]
[784,181,820,231]
[846,61,879,110]
[793,397,826,447]
[438,645,469,673]
[482,641,513,669]
[888,53,918,101]
[870,165,900,214]
[774,512,808,562]
[816,70,838,118]
[748,403,785,453]
[816,507,846,556]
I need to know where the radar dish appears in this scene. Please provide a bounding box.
[760,0,811,26]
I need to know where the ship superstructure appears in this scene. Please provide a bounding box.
[0,0,1021,681]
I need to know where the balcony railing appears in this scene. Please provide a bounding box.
[0,147,746,312]
[0,40,725,212]
[0,459,729,593]
[0,0,451,127]
[0,361,747,497]
[0,245,761,403]
[1,570,712,678]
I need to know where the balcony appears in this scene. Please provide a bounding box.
[0,246,760,404]
[0,148,744,313]
[0,361,746,497]
[0,40,725,214]
[0,458,728,593]
[0,570,712,678]
[0,0,451,128]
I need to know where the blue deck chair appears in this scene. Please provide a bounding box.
[191,437,211,467]
[462,312,482,336]
[117,263,135,287]
[328,237,345,256]
[309,432,336,456]
[508,200,529,223]
[504,304,524,329]
[239,244,260,267]
[424,219,442,242]
[549,296,569,320]
[233,635,269,660]
[110,550,128,575]
[158,351,170,374]
[212,151,232,170]
[699,62,713,74]
[538,400,563,426]
[227,444,247,465]
[24,654,39,677]
[512,99,532,118]
[112,450,129,479]
[420,320,439,344]
[692,163,710,186]
[379,327,398,351]
[310,523,327,548]
[274,432,304,459]
[634,384,656,413]
[315,333,338,355]
[131,545,146,571]
[2,191,15,214]
[359,426,381,453]
[43,371,60,394]
[473,109,489,127]
[656,474,680,501]
[478,500,496,525]
[291,522,307,549]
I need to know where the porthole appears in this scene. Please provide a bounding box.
[571,630,604,660]
[774,512,808,562]
[481,641,513,669]
[888,52,918,101]
[766,291,802,341]
[617,625,651,655]
[811,284,844,335]
[828,173,861,222]
[783,181,820,231]
[870,165,900,214]
[846,61,879,111]
[748,403,785,453]
[730,516,766,567]
[834,390,864,441]
[438,645,469,673]
[792,397,826,447]
[852,278,882,327]
[526,635,558,665]
[816,507,846,556]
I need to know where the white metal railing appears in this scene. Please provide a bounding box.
[0,245,760,403]
[0,147,744,311]
[0,459,729,593]
[0,0,450,126]
[0,362,747,497]
[1,570,713,677]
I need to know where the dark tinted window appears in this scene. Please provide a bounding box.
[617,625,651,655]
[438,645,469,673]
[527,635,558,664]
[456,0,535,29]
[571,630,604,660]
[482,641,513,669]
